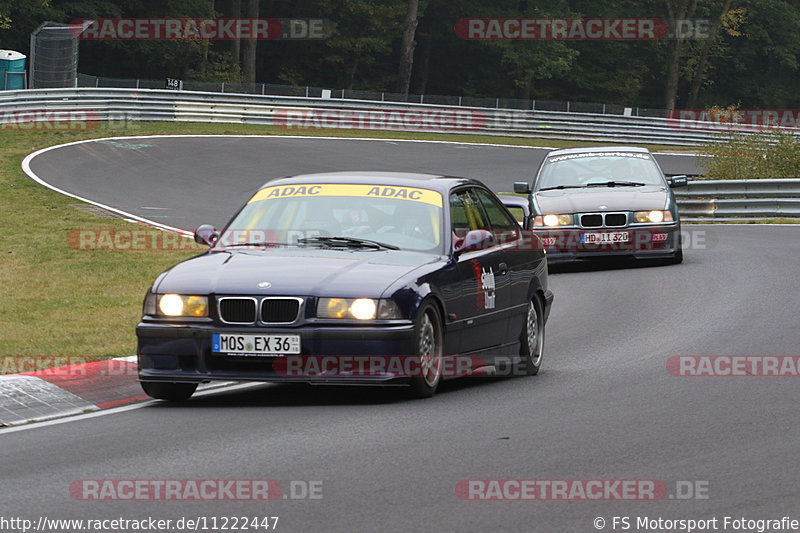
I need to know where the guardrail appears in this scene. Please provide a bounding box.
[3,87,798,221]
[674,179,800,221]
[0,86,731,146]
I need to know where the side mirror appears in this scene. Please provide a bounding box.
[497,194,530,225]
[513,181,531,194]
[194,224,219,246]
[668,175,688,188]
[454,229,495,255]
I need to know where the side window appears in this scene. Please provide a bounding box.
[474,188,519,238]
[450,189,489,239]
[505,206,526,227]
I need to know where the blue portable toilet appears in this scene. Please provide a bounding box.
[0,50,27,90]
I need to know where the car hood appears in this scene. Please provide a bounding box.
[154,247,440,298]
[535,185,668,213]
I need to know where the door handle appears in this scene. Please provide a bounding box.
[498,262,508,275]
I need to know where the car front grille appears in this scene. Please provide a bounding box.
[219,297,258,324]
[604,213,627,227]
[580,212,628,228]
[218,296,303,325]
[580,214,603,227]
[261,298,302,324]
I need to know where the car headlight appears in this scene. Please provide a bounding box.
[151,294,209,317]
[534,214,573,227]
[317,298,402,320]
[634,210,673,224]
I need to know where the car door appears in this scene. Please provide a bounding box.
[449,188,511,353]
[473,187,535,344]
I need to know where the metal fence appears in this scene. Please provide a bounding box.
[0,86,728,146]
[674,179,800,221]
[75,73,670,118]
[2,86,799,221]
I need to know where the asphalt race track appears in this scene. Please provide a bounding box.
[26,136,705,230]
[6,136,799,532]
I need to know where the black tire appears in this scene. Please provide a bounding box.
[519,295,545,376]
[141,381,197,401]
[408,301,444,398]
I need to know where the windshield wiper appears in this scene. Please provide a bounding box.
[584,181,647,187]
[538,185,585,191]
[220,242,273,248]
[214,242,302,250]
[297,236,400,250]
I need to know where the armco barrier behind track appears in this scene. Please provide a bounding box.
[1,87,728,146]
[675,179,800,221]
[3,87,798,220]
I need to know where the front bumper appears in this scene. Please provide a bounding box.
[536,224,681,263]
[137,321,417,385]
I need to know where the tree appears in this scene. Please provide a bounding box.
[0,10,10,30]
[319,0,403,90]
[232,0,241,65]
[480,0,579,100]
[1,0,796,112]
[663,0,699,111]
[396,0,420,94]
[242,0,259,84]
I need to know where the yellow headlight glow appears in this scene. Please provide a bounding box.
[538,214,573,227]
[324,298,349,318]
[318,298,392,320]
[543,214,560,227]
[158,294,209,317]
[185,296,209,317]
[634,210,673,224]
[350,298,377,320]
[159,294,184,316]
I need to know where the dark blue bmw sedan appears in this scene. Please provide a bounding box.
[137,172,553,400]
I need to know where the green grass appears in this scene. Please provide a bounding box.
[0,121,691,365]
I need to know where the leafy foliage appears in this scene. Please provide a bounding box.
[700,107,800,179]
[0,0,798,109]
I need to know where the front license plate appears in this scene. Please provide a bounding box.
[212,333,301,356]
[581,231,629,244]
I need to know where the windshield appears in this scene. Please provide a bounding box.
[216,183,444,253]
[536,152,665,190]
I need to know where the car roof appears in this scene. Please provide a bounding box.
[545,146,653,157]
[260,171,482,193]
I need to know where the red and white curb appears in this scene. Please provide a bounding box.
[0,356,146,427]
